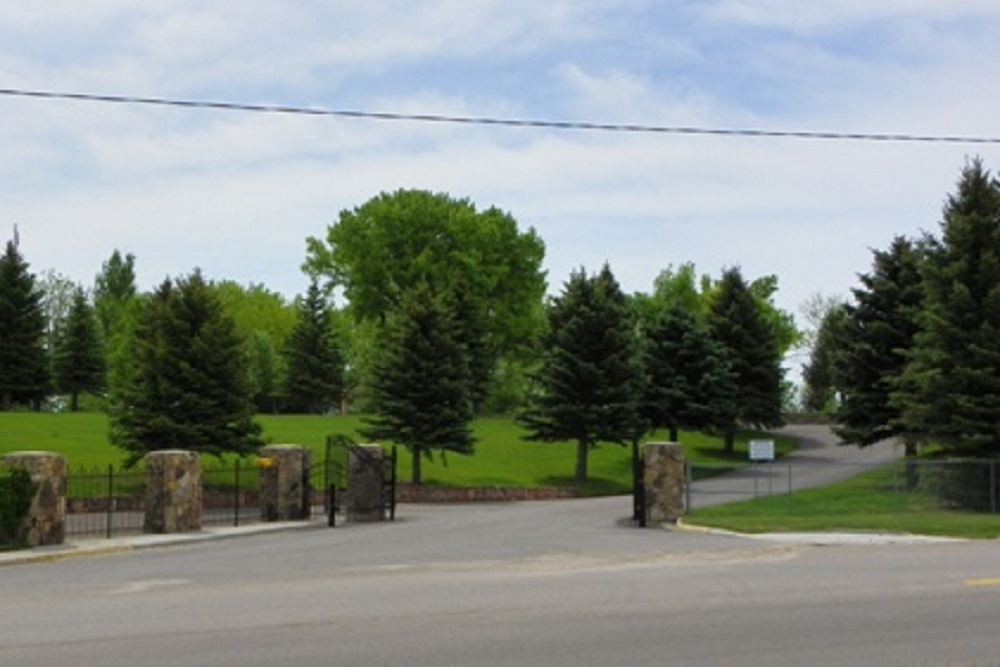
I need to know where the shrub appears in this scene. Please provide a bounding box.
[0,469,34,547]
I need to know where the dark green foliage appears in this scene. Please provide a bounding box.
[282,282,345,414]
[362,283,475,484]
[707,267,784,452]
[0,242,49,410]
[643,304,735,442]
[109,271,262,464]
[897,159,1000,456]
[0,468,34,547]
[53,288,106,411]
[520,265,642,486]
[833,237,925,447]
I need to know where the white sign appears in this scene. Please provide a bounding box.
[749,439,775,462]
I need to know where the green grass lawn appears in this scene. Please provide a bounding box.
[688,464,1000,539]
[0,412,794,494]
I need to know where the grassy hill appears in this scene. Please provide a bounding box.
[0,412,794,494]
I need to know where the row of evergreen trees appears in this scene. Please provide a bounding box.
[0,246,345,463]
[805,159,1000,460]
[520,264,785,486]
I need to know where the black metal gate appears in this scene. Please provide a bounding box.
[308,436,397,526]
[632,443,646,527]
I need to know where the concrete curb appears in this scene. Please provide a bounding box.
[0,519,324,567]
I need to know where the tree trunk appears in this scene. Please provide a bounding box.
[70,391,80,412]
[669,424,679,443]
[723,425,736,454]
[575,438,589,488]
[411,446,422,486]
[904,440,919,491]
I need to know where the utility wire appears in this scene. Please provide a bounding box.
[1,86,999,145]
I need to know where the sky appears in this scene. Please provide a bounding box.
[2,1,999,351]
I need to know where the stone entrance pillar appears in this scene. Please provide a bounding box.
[346,445,385,522]
[259,445,311,521]
[1,451,66,546]
[643,442,685,526]
[144,450,202,534]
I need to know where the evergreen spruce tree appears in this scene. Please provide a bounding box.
[282,282,345,414]
[834,236,925,451]
[53,287,105,411]
[643,304,735,442]
[707,267,784,452]
[0,241,49,410]
[362,282,475,485]
[520,265,641,486]
[897,160,1000,456]
[109,271,262,463]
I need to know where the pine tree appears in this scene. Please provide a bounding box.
[53,288,105,411]
[833,236,924,449]
[282,282,345,414]
[362,282,475,485]
[897,160,1000,456]
[109,271,262,463]
[0,241,49,410]
[643,304,735,442]
[520,265,641,486]
[707,267,784,452]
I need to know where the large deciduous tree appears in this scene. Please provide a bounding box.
[304,189,546,410]
[0,241,49,410]
[93,250,140,401]
[53,288,105,411]
[707,267,785,452]
[897,160,1000,457]
[282,282,346,414]
[362,282,475,485]
[109,271,262,464]
[520,265,642,486]
[214,280,297,414]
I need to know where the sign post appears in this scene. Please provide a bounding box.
[749,439,776,497]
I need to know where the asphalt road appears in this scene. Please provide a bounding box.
[3,500,999,666]
[689,423,901,509]
[2,426,997,666]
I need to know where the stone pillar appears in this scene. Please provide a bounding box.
[643,442,685,526]
[258,445,311,521]
[144,450,202,534]
[346,445,385,522]
[1,451,66,547]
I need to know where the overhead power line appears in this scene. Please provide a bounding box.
[1,86,999,145]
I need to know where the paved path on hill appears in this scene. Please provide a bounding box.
[688,423,902,510]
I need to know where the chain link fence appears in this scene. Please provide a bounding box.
[687,458,1000,514]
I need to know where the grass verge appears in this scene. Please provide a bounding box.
[688,464,1000,539]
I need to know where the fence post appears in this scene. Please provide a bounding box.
[144,450,202,534]
[234,458,241,527]
[258,445,311,521]
[992,460,997,515]
[106,464,114,540]
[641,442,685,526]
[1,452,67,547]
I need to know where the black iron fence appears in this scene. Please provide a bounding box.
[686,458,1000,514]
[65,459,270,539]
[65,465,148,538]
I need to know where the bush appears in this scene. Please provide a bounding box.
[0,469,34,547]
